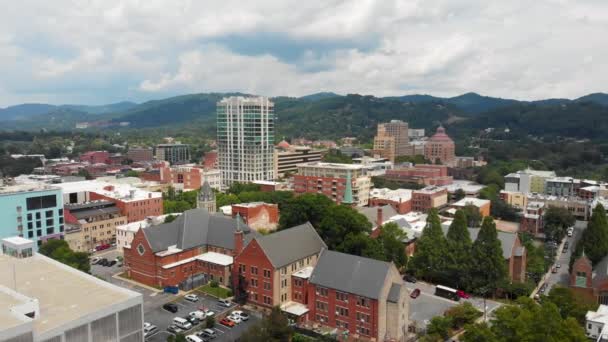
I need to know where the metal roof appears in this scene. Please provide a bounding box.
[309,249,392,300]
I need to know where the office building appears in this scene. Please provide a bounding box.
[424,126,455,165]
[274,143,324,178]
[411,186,448,212]
[0,183,64,248]
[217,96,275,188]
[503,168,556,194]
[373,120,410,161]
[63,201,127,252]
[155,143,190,165]
[126,147,154,162]
[293,162,371,206]
[545,177,581,197]
[0,236,143,342]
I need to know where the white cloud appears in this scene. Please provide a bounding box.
[0,0,606,106]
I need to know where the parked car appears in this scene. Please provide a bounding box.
[143,322,152,330]
[143,324,158,338]
[198,328,217,339]
[403,274,417,283]
[167,324,184,335]
[562,246,568,253]
[91,257,101,264]
[173,317,193,330]
[184,316,200,325]
[220,318,236,327]
[218,298,232,307]
[231,310,249,321]
[108,260,117,267]
[552,267,558,273]
[197,306,216,317]
[163,303,179,313]
[190,310,206,320]
[185,335,204,342]
[564,242,569,249]
[95,244,111,251]
[457,290,471,299]
[410,289,421,299]
[98,258,109,266]
[185,294,199,302]
[228,313,242,324]
[567,230,573,237]
[556,263,561,268]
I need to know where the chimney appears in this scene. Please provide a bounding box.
[377,207,383,227]
[234,214,244,255]
[148,193,152,199]
[129,189,136,199]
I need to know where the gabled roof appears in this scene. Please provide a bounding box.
[593,255,608,288]
[309,249,392,300]
[357,205,398,226]
[255,222,326,268]
[142,208,256,253]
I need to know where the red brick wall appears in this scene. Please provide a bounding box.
[293,175,349,204]
[89,192,163,222]
[203,151,218,169]
[232,204,279,228]
[306,283,379,340]
[125,229,158,287]
[80,151,110,164]
[160,166,203,190]
[233,239,275,307]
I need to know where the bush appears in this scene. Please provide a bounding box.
[427,316,453,339]
[206,316,215,329]
[210,280,219,288]
[445,302,482,330]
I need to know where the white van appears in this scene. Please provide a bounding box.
[185,335,203,342]
[173,317,193,330]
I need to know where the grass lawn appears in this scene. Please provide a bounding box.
[197,284,232,298]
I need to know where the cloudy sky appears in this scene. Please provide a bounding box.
[0,0,606,106]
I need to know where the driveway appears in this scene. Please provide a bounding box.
[144,293,260,342]
[404,281,502,328]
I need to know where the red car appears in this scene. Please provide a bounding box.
[410,289,421,299]
[457,290,471,299]
[95,244,110,251]
[220,318,235,327]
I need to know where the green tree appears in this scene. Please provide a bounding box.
[426,316,453,340]
[409,209,449,282]
[444,302,482,330]
[463,204,482,228]
[228,182,261,195]
[278,193,334,230]
[577,204,608,264]
[377,222,408,269]
[454,188,466,201]
[216,193,241,208]
[469,216,507,293]
[545,286,598,324]
[446,210,472,288]
[164,214,177,223]
[543,207,575,241]
[166,334,186,342]
[462,323,498,342]
[240,306,293,342]
[39,239,90,273]
[124,170,140,177]
[322,149,353,163]
[205,316,215,329]
[318,205,371,250]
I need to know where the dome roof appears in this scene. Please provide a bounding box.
[429,126,454,142]
[277,140,291,149]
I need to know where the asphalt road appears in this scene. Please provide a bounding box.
[543,220,586,293]
[404,281,502,329]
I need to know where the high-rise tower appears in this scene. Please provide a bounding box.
[217,96,275,188]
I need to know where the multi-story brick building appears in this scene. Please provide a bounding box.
[294,162,371,206]
[159,165,221,191]
[520,201,545,235]
[63,200,127,252]
[383,164,452,186]
[424,126,455,165]
[411,186,448,212]
[569,252,608,305]
[233,222,327,310]
[124,208,258,289]
[300,250,409,341]
[203,151,218,169]
[231,202,279,231]
[126,147,154,162]
[80,151,110,164]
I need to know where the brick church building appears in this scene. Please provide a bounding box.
[570,252,608,304]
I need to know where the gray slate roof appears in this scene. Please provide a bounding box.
[142,208,257,253]
[441,226,517,260]
[309,249,392,300]
[387,283,403,303]
[256,222,326,268]
[357,205,398,227]
[593,255,608,287]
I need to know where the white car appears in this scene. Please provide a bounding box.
[185,335,204,342]
[228,313,242,324]
[184,294,199,302]
[231,310,249,321]
[143,322,152,330]
[189,310,206,320]
[218,298,232,307]
[143,324,158,337]
[91,257,101,264]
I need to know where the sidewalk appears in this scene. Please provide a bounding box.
[112,272,163,293]
[529,237,566,298]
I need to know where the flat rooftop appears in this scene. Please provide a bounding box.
[297,162,365,170]
[54,180,162,201]
[0,253,140,334]
[452,197,491,207]
[0,183,59,195]
[0,288,30,331]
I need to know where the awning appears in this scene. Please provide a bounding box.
[281,301,309,316]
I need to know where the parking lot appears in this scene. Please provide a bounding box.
[144,294,260,342]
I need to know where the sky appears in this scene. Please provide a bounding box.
[0,0,607,107]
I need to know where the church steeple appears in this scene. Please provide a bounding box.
[197,179,216,213]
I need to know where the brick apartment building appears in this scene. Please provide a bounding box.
[127,147,154,162]
[520,201,545,235]
[369,188,412,214]
[411,186,448,212]
[384,164,453,186]
[88,185,163,222]
[295,250,409,341]
[233,223,327,309]
[294,162,371,206]
[231,202,279,231]
[80,151,110,164]
[203,151,218,169]
[124,209,258,289]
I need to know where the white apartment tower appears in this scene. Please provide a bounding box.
[217,96,275,188]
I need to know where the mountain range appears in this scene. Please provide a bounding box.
[1,92,607,141]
